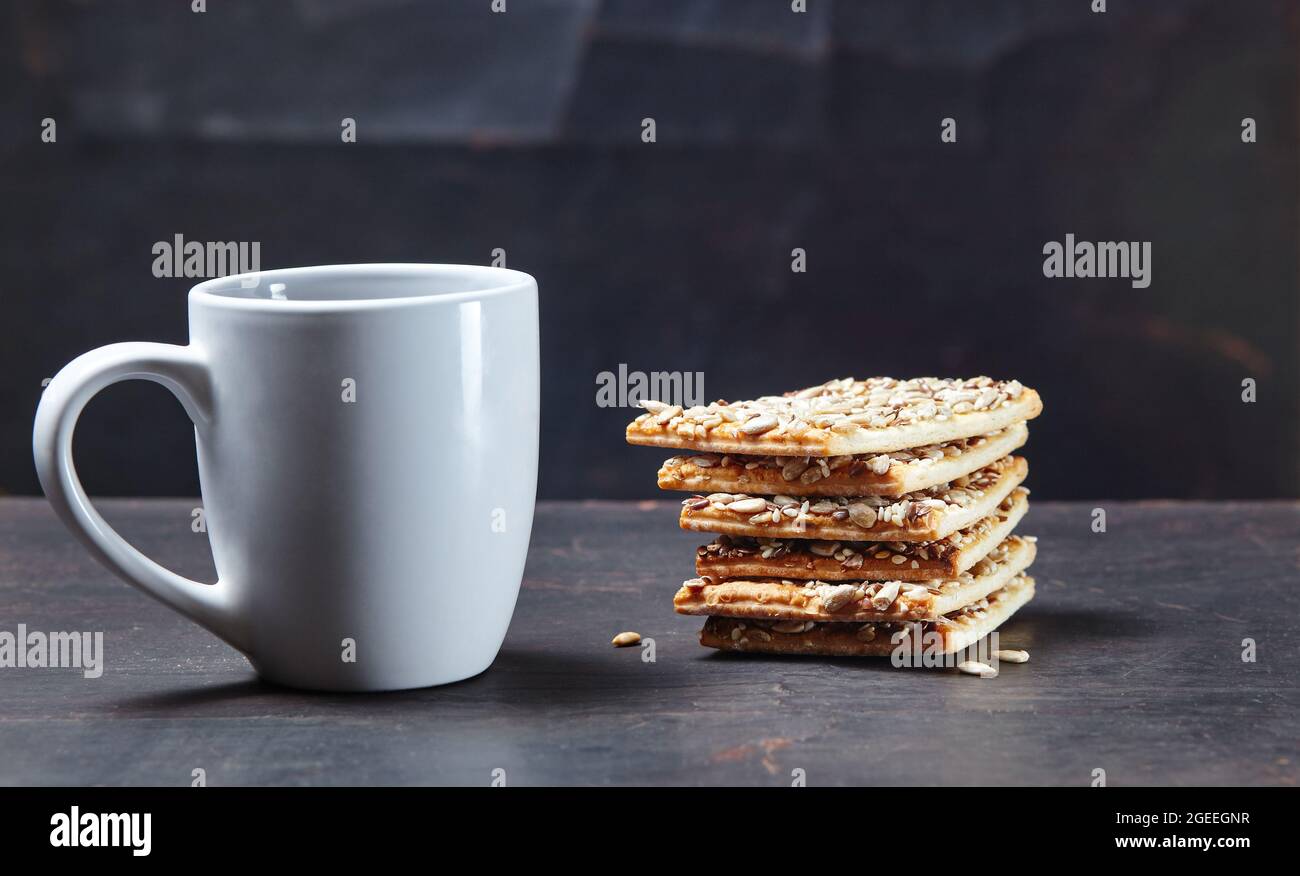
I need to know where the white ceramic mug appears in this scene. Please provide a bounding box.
[33,264,539,691]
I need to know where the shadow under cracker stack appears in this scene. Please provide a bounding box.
[625,376,1044,665]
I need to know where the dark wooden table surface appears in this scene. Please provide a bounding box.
[0,497,1296,786]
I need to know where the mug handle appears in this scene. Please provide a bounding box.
[32,342,247,653]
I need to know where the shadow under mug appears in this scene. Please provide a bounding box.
[33,264,540,691]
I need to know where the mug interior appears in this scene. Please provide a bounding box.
[191,264,530,303]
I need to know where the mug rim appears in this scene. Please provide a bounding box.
[189,263,536,311]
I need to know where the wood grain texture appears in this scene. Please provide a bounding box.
[0,498,1296,787]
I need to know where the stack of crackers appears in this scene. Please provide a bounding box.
[625,377,1043,666]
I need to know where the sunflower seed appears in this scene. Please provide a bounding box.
[816,583,861,612]
[611,631,641,647]
[808,540,840,557]
[781,458,810,480]
[870,580,901,610]
[994,649,1029,663]
[848,503,878,528]
[739,414,778,435]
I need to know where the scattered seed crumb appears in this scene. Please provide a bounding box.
[958,660,997,677]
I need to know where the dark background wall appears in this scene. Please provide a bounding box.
[2,0,1296,501]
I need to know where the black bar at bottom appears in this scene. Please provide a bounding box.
[1,786,1283,860]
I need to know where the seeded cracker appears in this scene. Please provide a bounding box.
[658,422,1029,499]
[699,574,1037,657]
[694,488,1029,581]
[627,376,1042,457]
[679,456,1027,543]
[677,534,1036,623]
[625,375,1042,667]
